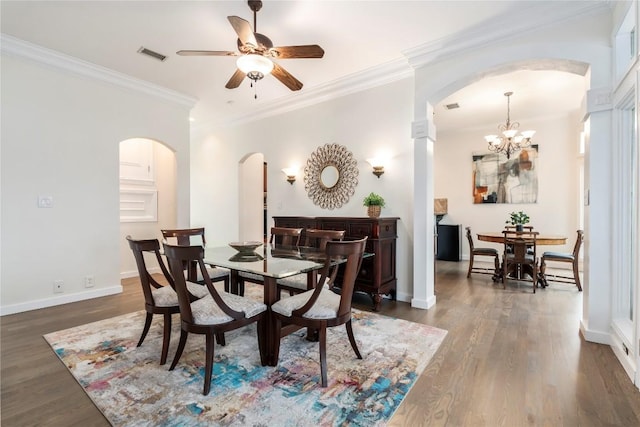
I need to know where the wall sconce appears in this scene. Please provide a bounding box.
[366,158,385,178]
[281,167,298,185]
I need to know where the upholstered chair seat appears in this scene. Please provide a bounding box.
[151,281,209,307]
[271,287,340,319]
[540,252,573,261]
[191,294,266,325]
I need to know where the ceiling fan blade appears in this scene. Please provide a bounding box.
[177,50,239,56]
[227,16,258,48]
[225,69,246,89]
[271,62,303,91]
[270,45,325,59]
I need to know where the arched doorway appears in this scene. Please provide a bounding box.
[119,137,177,278]
[238,152,265,242]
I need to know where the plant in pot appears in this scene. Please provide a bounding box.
[506,211,530,232]
[363,192,385,218]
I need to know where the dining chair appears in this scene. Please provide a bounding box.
[237,227,303,295]
[465,227,500,279]
[163,243,267,395]
[277,229,346,296]
[126,236,209,365]
[271,237,367,387]
[161,228,230,291]
[539,230,584,291]
[502,230,539,293]
[504,225,535,254]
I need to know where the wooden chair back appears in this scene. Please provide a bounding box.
[573,230,584,258]
[504,225,534,232]
[163,244,243,325]
[303,229,346,250]
[269,227,303,246]
[503,230,538,263]
[126,236,174,307]
[161,228,206,246]
[465,226,476,251]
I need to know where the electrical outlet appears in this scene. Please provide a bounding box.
[85,275,95,288]
[53,280,64,293]
[38,195,54,208]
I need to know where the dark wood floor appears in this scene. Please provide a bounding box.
[2,261,640,426]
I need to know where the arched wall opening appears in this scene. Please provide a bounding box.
[238,152,265,242]
[411,42,611,324]
[119,137,177,278]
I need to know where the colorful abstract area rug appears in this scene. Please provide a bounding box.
[44,308,447,426]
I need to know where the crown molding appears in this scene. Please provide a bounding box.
[1,33,197,108]
[208,58,413,129]
[403,2,611,68]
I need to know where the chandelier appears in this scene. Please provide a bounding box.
[484,91,535,159]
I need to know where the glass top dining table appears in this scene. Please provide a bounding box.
[203,243,340,366]
[203,244,326,280]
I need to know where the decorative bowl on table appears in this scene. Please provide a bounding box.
[228,241,263,255]
[228,252,264,262]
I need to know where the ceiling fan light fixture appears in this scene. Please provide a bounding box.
[236,54,273,81]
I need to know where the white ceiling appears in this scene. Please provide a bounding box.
[1,1,596,130]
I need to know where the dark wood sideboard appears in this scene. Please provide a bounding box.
[273,216,399,311]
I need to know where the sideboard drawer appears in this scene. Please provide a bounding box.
[349,222,373,239]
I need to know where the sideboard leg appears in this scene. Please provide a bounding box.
[371,294,382,311]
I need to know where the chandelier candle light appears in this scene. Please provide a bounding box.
[484,91,535,159]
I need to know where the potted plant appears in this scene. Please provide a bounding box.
[506,211,530,232]
[363,192,385,218]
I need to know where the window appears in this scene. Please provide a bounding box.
[612,91,636,346]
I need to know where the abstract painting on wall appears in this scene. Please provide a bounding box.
[472,145,538,204]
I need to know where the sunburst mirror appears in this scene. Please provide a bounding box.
[304,143,359,209]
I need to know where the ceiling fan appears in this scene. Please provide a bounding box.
[177,0,324,93]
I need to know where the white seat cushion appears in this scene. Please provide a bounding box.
[277,274,331,291]
[271,287,340,319]
[239,271,264,282]
[185,266,230,282]
[151,281,208,307]
[186,282,211,299]
[190,293,267,325]
[276,274,308,290]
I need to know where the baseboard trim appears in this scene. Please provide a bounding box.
[411,295,436,310]
[610,333,637,384]
[121,267,159,279]
[579,320,611,344]
[0,285,123,316]
[395,291,412,303]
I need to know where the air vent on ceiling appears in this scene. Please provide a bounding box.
[445,103,460,110]
[137,47,167,62]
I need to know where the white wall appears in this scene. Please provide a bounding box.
[119,141,178,278]
[436,113,581,258]
[192,78,416,302]
[1,48,192,315]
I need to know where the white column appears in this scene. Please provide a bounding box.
[412,102,437,309]
[580,87,613,344]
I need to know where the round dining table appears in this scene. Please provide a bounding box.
[477,232,567,246]
[476,231,567,284]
